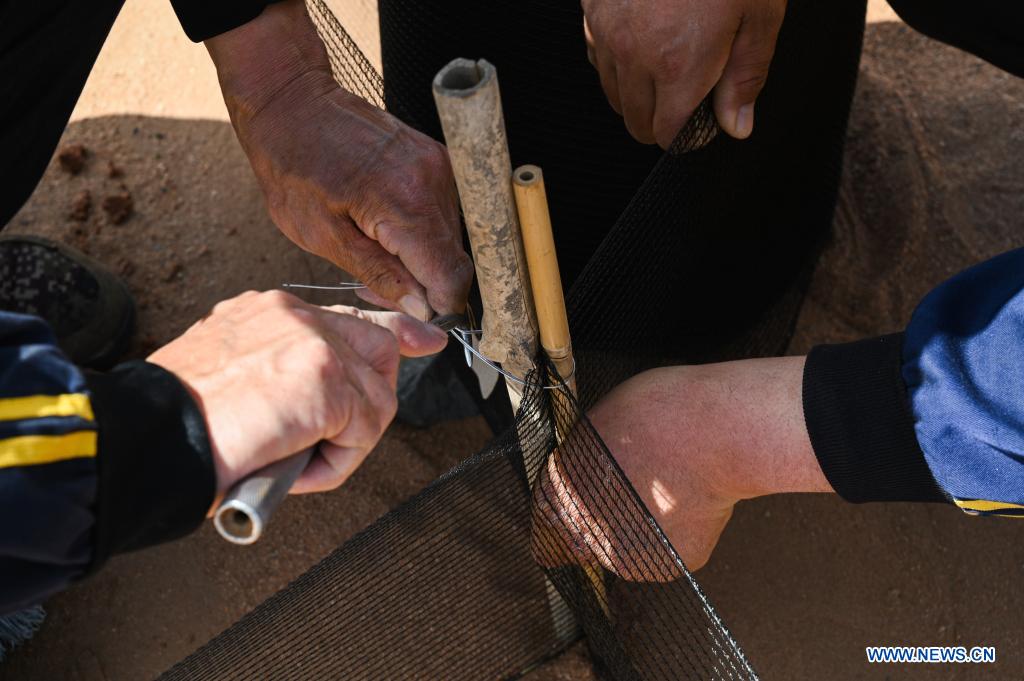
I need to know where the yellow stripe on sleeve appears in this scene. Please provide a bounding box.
[954,498,1024,515]
[0,431,97,469]
[0,393,94,422]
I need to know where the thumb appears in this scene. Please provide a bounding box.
[328,307,449,359]
[712,4,785,140]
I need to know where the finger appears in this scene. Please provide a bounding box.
[650,70,706,150]
[617,68,657,145]
[354,285,399,312]
[314,214,433,321]
[592,46,622,116]
[291,445,367,494]
[711,5,785,140]
[649,33,735,150]
[355,137,471,316]
[324,306,448,358]
[316,310,403,387]
[323,355,396,446]
[324,338,398,436]
[371,217,474,317]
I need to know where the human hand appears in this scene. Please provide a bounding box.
[582,0,787,147]
[534,357,830,578]
[205,1,472,320]
[148,291,448,502]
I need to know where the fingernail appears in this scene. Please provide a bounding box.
[399,294,431,322]
[426,323,449,343]
[734,104,754,139]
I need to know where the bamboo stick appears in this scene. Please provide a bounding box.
[512,166,575,395]
[513,165,608,618]
[432,59,538,409]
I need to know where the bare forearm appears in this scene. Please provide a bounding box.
[593,358,831,501]
[204,0,334,117]
[587,357,832,570]
[681,357,833,501]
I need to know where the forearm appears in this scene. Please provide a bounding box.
[675,357,833,501]
[204,0,336,120]
[594,359,832,507]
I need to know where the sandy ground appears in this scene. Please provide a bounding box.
[3,1,1024,679]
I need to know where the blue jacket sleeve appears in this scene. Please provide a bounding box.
[0,312,98,614]
[902,248,1024,516]
[0,312,216,615]
[803,249,1024,513]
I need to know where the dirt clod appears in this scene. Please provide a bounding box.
[102,191,134,224]
[107,160,125,179]
[58,144,89,174]
[69,190,92,222]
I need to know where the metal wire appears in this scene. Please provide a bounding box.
[282,282,368,291]
[281,282,573,390]
[445,327,576,391]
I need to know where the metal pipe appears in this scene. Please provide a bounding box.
[213,446,315,545]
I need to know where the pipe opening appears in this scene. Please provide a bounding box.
[439,64,483,92]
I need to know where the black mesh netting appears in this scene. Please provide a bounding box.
[161,0,866,678]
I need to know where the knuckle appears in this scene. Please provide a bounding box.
[434,255,474,304]
[604,27,634,59]
[209,298,235,317]
[651,46,685,82]
[306,336,340,374]
[376,389,398,426]
[368,327,401,367]
[262,289,298,308]
[730,61,770,96]
[357,261,399,290]
[422,143,452,174]
[214,289,256,312]
[327,304,361,319]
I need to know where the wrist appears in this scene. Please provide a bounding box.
[205,0,334,119]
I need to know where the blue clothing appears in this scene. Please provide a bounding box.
[0,310,215,615]
[904,248,1024,516]
[0,313,97,613]
[0,0,261,616]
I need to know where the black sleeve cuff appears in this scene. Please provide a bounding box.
[170,0,282,42]
[85,361,215,570]
[802,333,948,504]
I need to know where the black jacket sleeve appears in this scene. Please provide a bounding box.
[85,361,215,568]
[802,334,947,504]
[170,0,285,42]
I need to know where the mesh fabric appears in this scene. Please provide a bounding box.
[161,0,866,678]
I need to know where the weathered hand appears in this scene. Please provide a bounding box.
[148,291,448,500]
[535,357,830,577]
[206,1,472,320]
[582,0,787,147]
